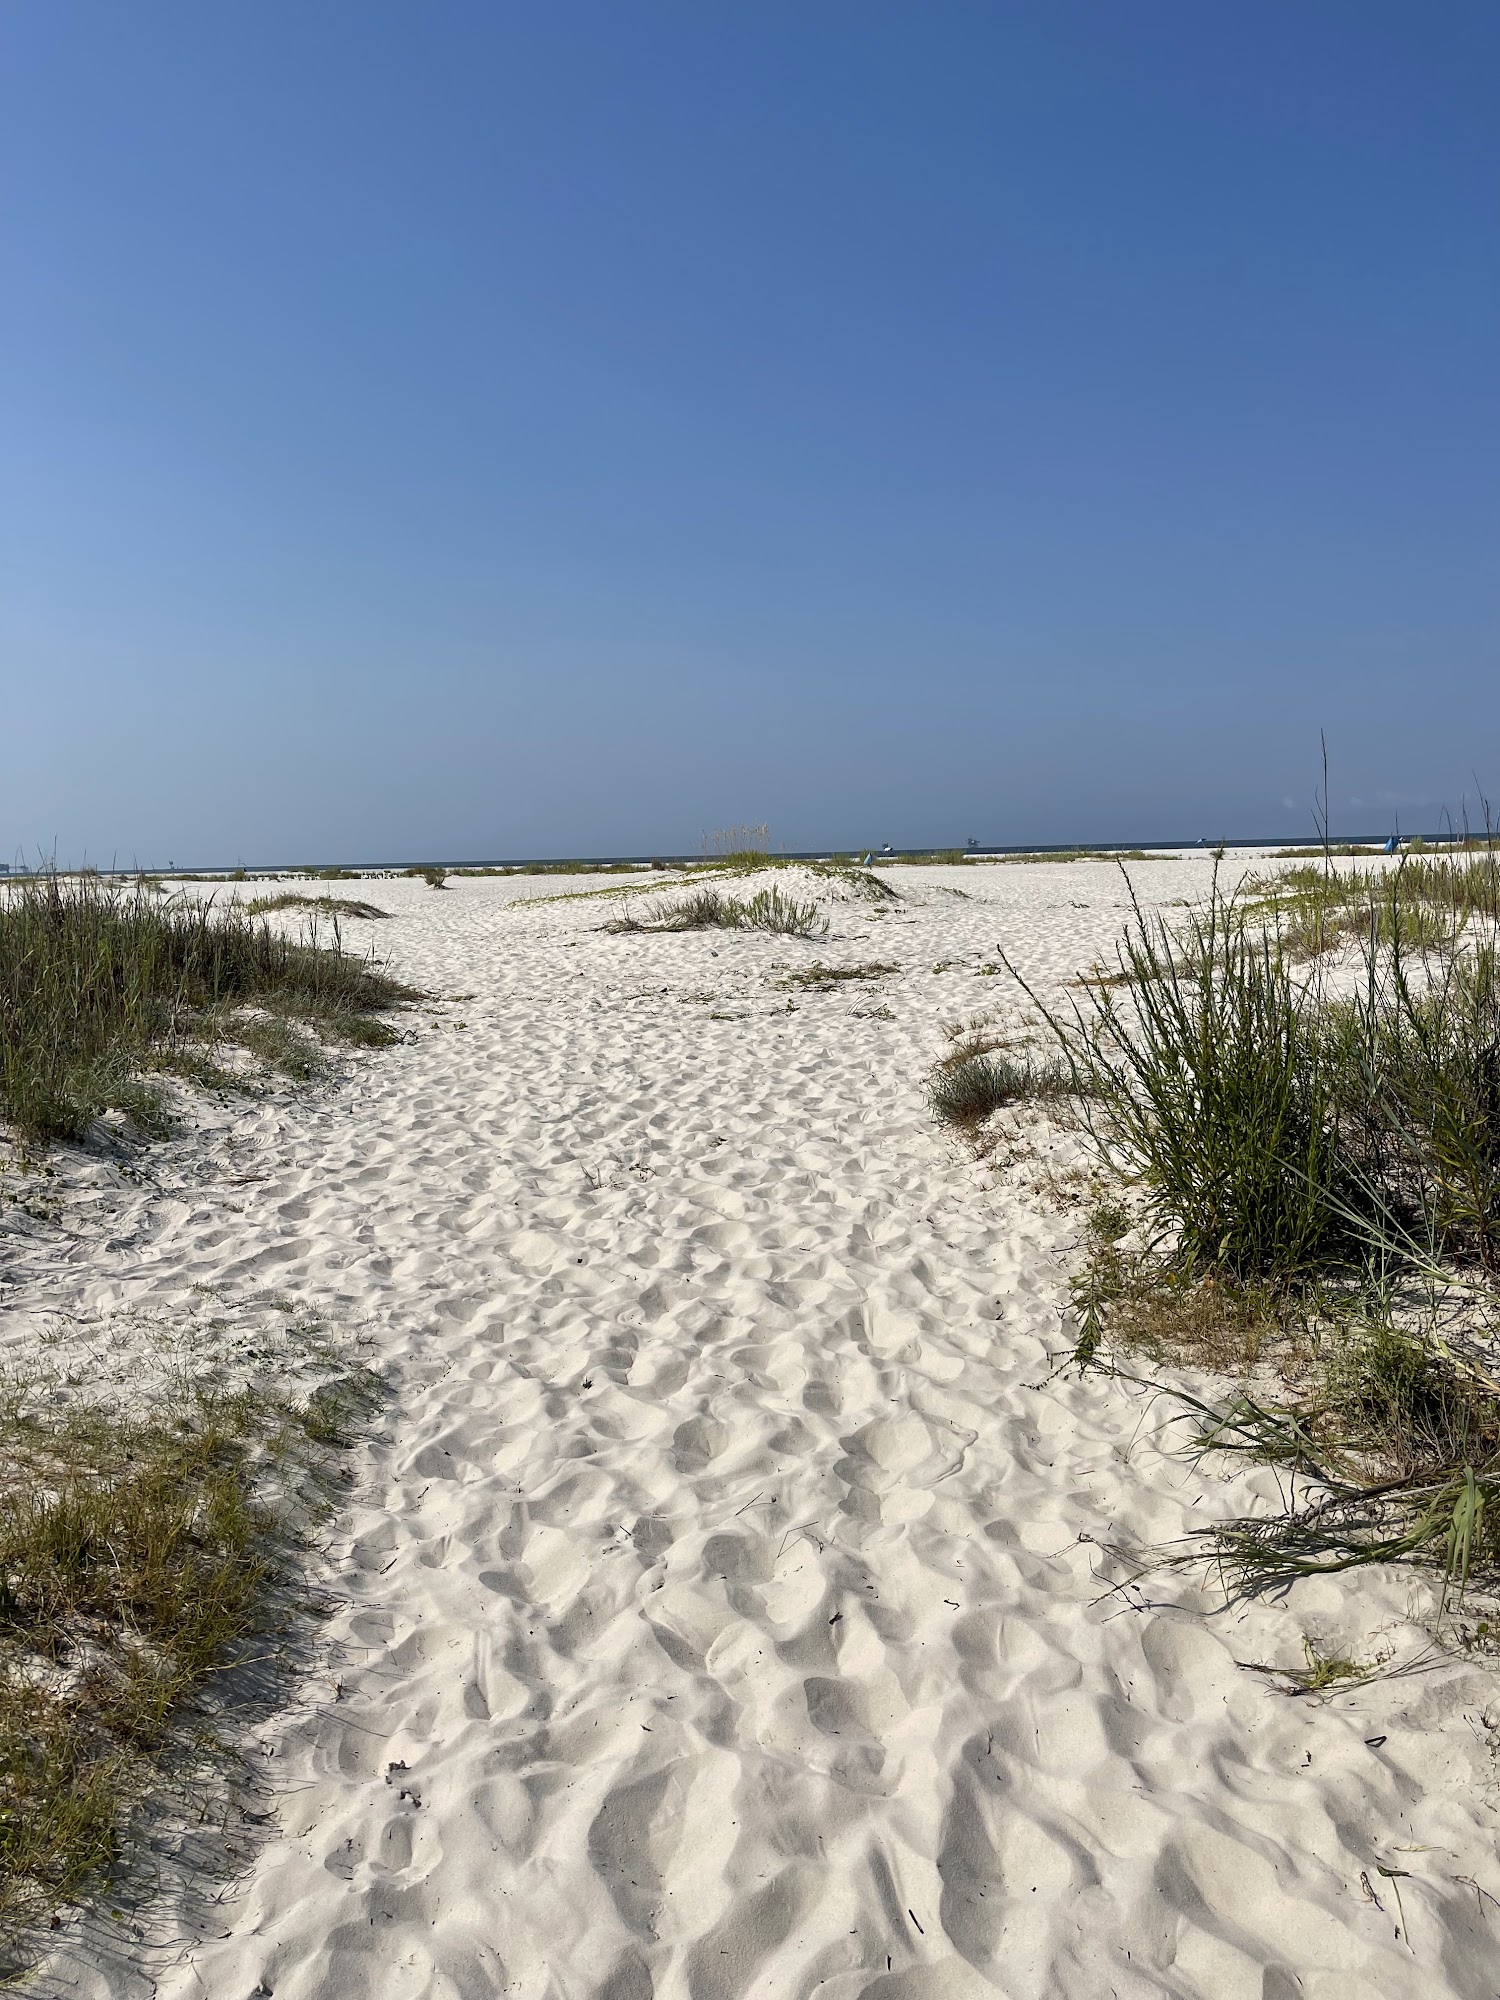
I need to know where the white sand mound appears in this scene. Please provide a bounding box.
[7,855,1497,1999]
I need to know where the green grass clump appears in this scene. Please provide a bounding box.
[1017,876,1350,1281]
[404,865,448,890]
[1272,844,1382,859]
[1323,939,1500,1273]
[606,885,827,938]
[740,886,826,936]
[1164,1315,1500,1604]
[0,875,413,1144]
[928,1049,1069,1129]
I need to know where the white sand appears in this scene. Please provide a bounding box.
[7,856,1499,1999]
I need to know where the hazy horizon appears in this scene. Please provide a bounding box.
[5,5,1496,866]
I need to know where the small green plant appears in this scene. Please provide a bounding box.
[405,865,448,890]
[928,1050,1068,1129]
[740,886,825,936]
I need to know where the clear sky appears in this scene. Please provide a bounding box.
[3,4,1496,865]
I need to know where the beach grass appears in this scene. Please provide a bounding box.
[927,1049,1070,1129]
[244,893,390,920]
[1242,852,1500,959]
[1036,853,1500,1600]
[0,1372,381,1973]
[605,884,828,938]
[783,960,900,990]
[0,875,413,1145]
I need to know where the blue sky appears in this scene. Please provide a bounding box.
[3,4,1496,864]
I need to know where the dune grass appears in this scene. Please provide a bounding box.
[784,960,900,991]
[1023,880,1353,1281]
[1155,1310,1500,1605]
[1242,851,1500,959]
[244,893,390,920]
[927,1049,1070,1130]
[0,875,413,1145]
[699,822,773,862]
[1027,857,1500,1601]
[0,1372,381,1973]
[605,884,828,939]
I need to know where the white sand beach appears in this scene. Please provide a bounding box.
[7,856,1499,2000]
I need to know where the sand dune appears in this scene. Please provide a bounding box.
[8,857,1498,1998]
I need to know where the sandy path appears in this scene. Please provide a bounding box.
[8,861,1499,1999]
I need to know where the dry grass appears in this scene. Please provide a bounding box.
[783,960,900,991]
[244,893,389,920]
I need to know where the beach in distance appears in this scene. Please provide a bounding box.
[6,851,1498,2000]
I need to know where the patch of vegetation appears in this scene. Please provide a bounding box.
[783,960,900,991]
[1016,877,1353,1281]
[0,875,413,1145]
[820,864,900,901]
[1167,1330,1500,1604]
[405,866,449,890]
[928,1049,1070,1130]
[1242,852,1500,960]
[244,893,390,920]
[605,885,827,939]
[226,1015,327,1081]
[450,860,648,877]
[1030,851,1500,1605]
[1272,844,1384,859]
[996,847,1160,865]
[1242,1637,1393,1697]
[0,1371,381,1970]
[699,823,773,864]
